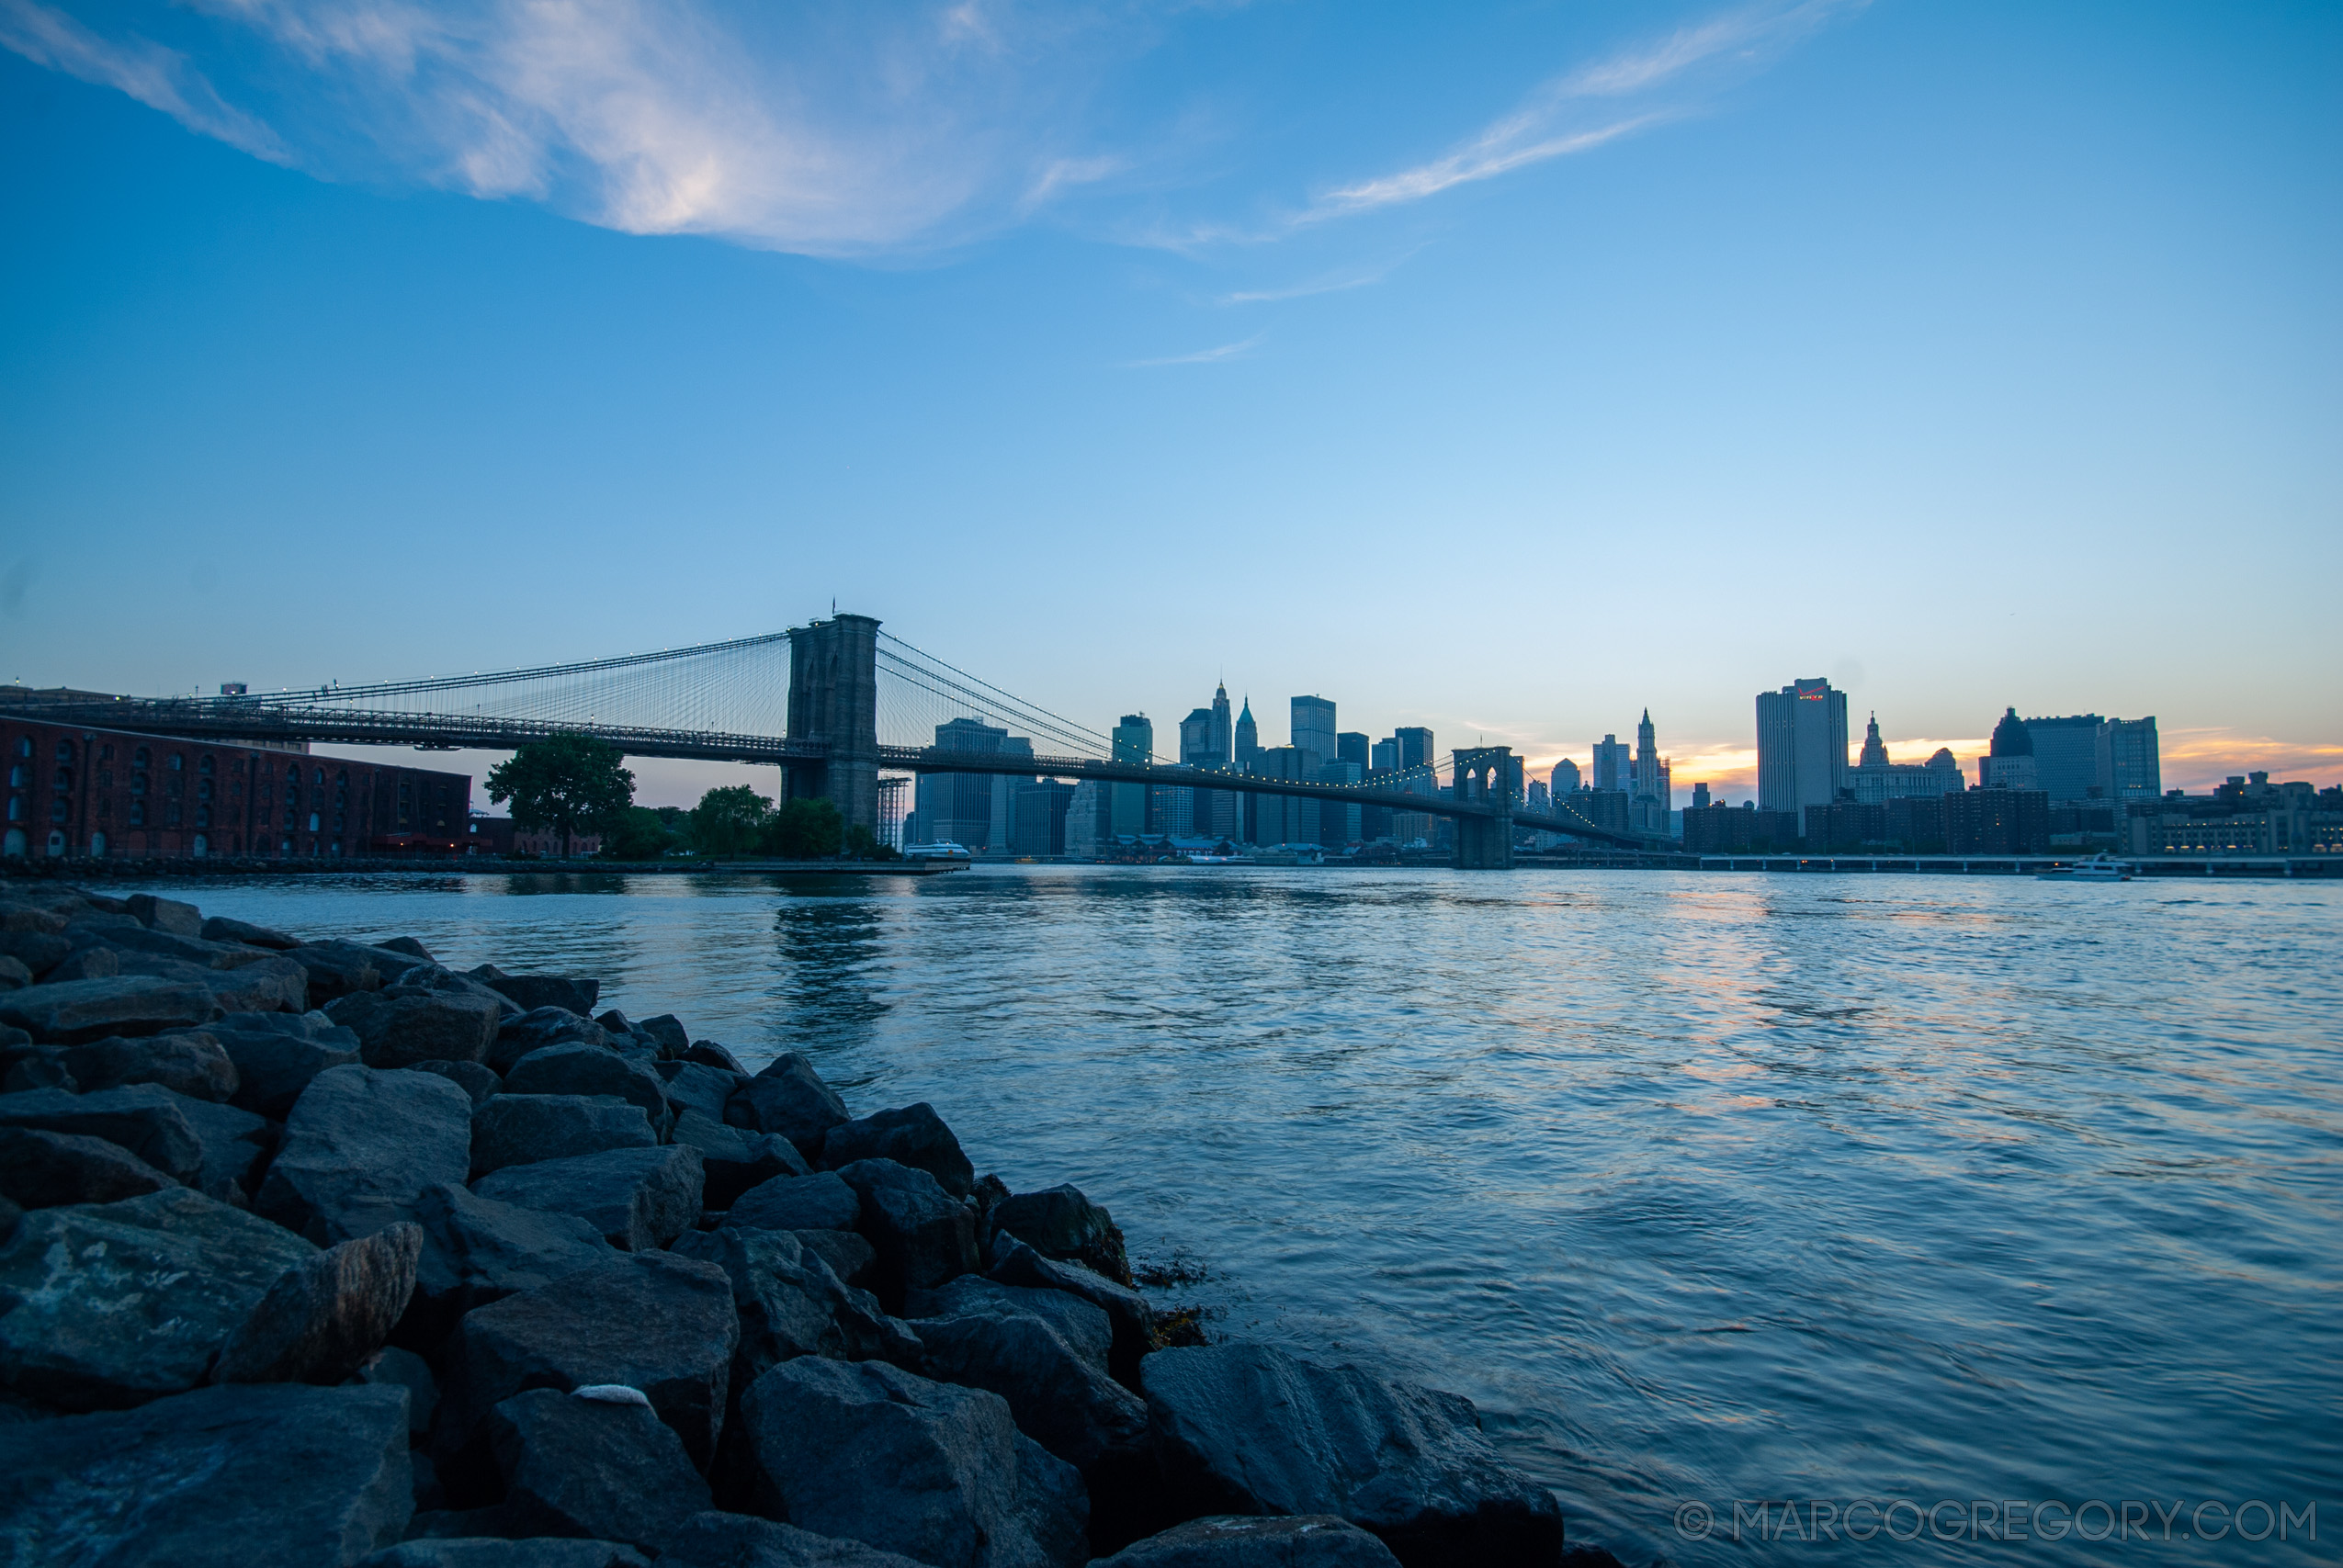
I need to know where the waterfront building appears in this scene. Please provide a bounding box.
[1551,758,1581,796]
[1976,709,2041,793]
[1756,677,1850,833]
[1591,734,1629,794]
[2099,716,2161,801]
[1061,780,1109,859]
[1319,759,1363,847]
[464,816,601,858]
[1111,715,1153,838]
[1248,746,1310,846]
[1681,801,1799,853]
[0,712,469,861]
[2123,773,2342,856]
[2020,715,2103,803]
[1012,781,1075,857]
[1848,715,1967,805]
[1388,726,1437,844]
[909,716,1034,854]
[1944,785,2050,854]
[1629,711,1673,836]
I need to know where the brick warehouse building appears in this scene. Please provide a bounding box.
[2,712,470,862]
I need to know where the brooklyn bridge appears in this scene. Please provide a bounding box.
[1,614,1665,868]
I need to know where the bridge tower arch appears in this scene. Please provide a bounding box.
[1450,746,1516,870]
[784,614,880,833]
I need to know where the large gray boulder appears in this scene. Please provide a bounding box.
[0,1083,206,1184]
[328,988,503,1070]
[360,1541,650,1568]
[724,1054,849,1156]
[673,1109,810,1209]
[0,927,70,976]
[213,1010,365,1118]
[490,1008,616,1074]
[821,1103,975,1198]
[290,940,402,1004]
[911,1308,1149,1481]
[213,1223,424,1386]
[725,1170,859,1234]
[406,1181,616,1327]
[414,1058,503,1104]
[659,1060,746,1123]
[834,1158,978,1309]
[485,1388,713,1551]
[730,1357,1087,1568]
[173,1090,277,1203]
[661,1512,928,1566]
[471,1145,703,1252]
[795,1228,877,1290]
[256,1065,474,1244]
[103,951,308,1016]
[670,1227,917,1388]
[0,1382,413,1563]
[1096,1517,1402,1567]
[476,969,601,1016]
[1140,1344,1565,1568]
[989,1183,1129,1284]
[442,1251,738,1469]
[55,1026,239,1101]
[0,1187,316,1410]
[126,893,204,935]
[0,973,218,1043]
[504,1043,670,1126]
[470,1094,655,1179]
[906,1277,1113,1382]
[202,913,301,949]
[989,1239,1156,1390]
[0,1125,174,1209]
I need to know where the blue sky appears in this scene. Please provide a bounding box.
[3,0,2337,805]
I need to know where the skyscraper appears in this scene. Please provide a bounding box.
[1978,708,2040,792]
[1291,696,1337,765]
[2098,716,2160,801]
[1551,758,1582,795]
[910,716,1034,852]
[1849,713,1965,804]
[1210,682,1233,764]
[1629,710,1673,834]
[1111,714,1153,838]
[1756,678,1850,832]
[1337,732,1370,772]
[2020,715,2102,802]
[1591,735,1629,793]
[1234,698,1260,769]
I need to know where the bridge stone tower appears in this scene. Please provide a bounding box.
[784,614,880,834]
[1450,746,1517,870]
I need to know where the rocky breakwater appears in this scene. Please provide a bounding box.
[0,885,1616,1568]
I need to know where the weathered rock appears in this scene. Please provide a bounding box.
[0,1125,174,1209]
[637,1014,689,1055]
[988,1240,1157,1390]
[108,951,310,1015]
[821,1103,975,1199]
[360,1541,651,1568]
[661,1512,930,1567]
[489,1007,615,1074]
[724,1054,848,1156]
[670,1226,919,1391]
[124,892,203,935]
[391,964,527,1020]
[203,913,302,949]
[415,1058,504,1104]
[292,940,397,1003]
[911,1308,1149,1478]
[504,1043,670,1126]
[256,1065,474,1244]
[0,1187,316,1409]
[59,1029,240,1102]
[360,1345,439,1434]
[661,1059,748,1122]
[472,1094,656,1179]
[485,1387,713,1551]
[472,1145,704,1252]
[172,1090,277,1202]
[214,1010,366,1118]
[0,1083,206,1184]
[0,1381,412,1562]
[1096,1517,1402,1568]
[726,1170,858,1234]
[39,944,118,983]
[0,973,218,1043]
[329,988,503,1070]
[990,1183,1130,1284]
[79,921,249,967]
[0,928,71,976]
[0,898,69,934]
[834,1158,978,1309]
[407,1181,616,1325]
[794,1228,877,1289]
[375,935,436,961]
[906,1277,1113,1381]
[684,1040,748,1073]
[477,968,602,1016]
[0,955,28,990]
[213,1222,423,1385]
[731,1356,1088,1568]
[1140,1344,1565,1568]
[443,1251,737,1469]
[674,1111,810,1210]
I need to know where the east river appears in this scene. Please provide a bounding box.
[158,867,2340,1564]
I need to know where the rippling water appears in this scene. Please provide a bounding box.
[155,866,2341,1563]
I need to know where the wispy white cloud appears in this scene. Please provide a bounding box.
[1127,332,1263,367]
[1216,248,1422,304]
[0,0,289,162]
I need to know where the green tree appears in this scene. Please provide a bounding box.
[486,733,635,857]
[763,797,843,859]
[842,823,900,861]
[601,806,676,861]
[690,785,773,859]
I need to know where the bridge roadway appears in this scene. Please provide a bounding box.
[0,692,1663,852]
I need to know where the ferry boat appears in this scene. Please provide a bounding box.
[2035,853,2134,882]
[900,840,973,864]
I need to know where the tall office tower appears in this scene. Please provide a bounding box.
[1756,678,1850,832]
[2020,715,2104,802]
[1180,704,1230,841]
[1337,732,1370,772]
[1111,715,1153,838]
[1527,779,1552,812]
[1978,708,2041,791]
[913,716,1010,851]
[1370,738,1398,773]
[1210,682,1233,763]
[1592,735,1629,793]
[1319,758,1363,846]
[1692,781,1712,809]
[1393,727,1434,776]
[1234,698,1261,769]
[1291,696,1337,765]
[1629,709,1673,833]
[1388,726,1437,844]
[2097,716,2160,800]
[1551,758,1582,795]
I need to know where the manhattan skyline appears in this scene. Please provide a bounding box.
[2,2,2336,808]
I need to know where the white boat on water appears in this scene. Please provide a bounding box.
[2036,853,2134,882]
[900,841,972,864]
